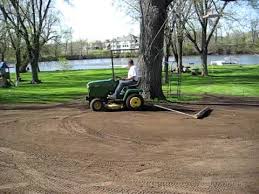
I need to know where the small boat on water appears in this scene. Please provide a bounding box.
[211,56,239,66]
[210,60,225,66]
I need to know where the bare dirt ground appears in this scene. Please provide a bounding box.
[0,102,258,194]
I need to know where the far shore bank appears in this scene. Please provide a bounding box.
[4,53,259,64]
[39,53,259,63]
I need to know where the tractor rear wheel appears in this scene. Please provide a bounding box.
[90,98,104,111]
[126,94,144,111]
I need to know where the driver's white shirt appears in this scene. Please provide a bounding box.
[128,65,139,81]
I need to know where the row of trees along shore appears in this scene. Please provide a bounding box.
[1,29,259,63]
[0,0,258,99]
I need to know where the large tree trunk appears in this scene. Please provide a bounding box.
[201,48,208,76]
[215,28,218,44]
[171,42,179,66]
[30,49,41,84]
[177,37,183,73]
[201,28,208,76]
[31,60,40,83]
[171,29,179,68]
[15,49,22,81]
[65,41,68,56]
[55,45,58,58]
[140,0,169,99]
[164,44,170,84]
[1,52,5,61]
[70,41,73,56]
[164,33,172,84]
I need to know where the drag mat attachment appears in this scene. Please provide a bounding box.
[153,104,211,119]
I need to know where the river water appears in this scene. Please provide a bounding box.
[10,54,259,73]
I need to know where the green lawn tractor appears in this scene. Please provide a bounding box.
[86,49,144,112]
[86,78,144,111]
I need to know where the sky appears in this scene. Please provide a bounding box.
[56,0,140,41]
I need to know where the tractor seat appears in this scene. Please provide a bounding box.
[120,78,142,95]
[128,78,141,88]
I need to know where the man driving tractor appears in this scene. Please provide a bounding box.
[108,59,140,100]
[87,57,144,111]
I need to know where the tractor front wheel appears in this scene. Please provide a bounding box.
[90,98,104,111]
[126,94,144,111]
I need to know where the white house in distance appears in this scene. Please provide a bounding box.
[105,34,139,50]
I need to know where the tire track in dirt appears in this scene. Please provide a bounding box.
[87,159,157,169]
[0,147,89,193]
[92,187,172,194]
[0,182,30,190]
[0,147,116,193]
[92,184,204,194]
[59,115,115,149]
[89,160,247,194]
[111,177,202,193]
[0,119,19,126]
[61,114,160,148]
[92,177,246,194]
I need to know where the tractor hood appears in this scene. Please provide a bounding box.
[87,79,116,88]
[87,79,118,99]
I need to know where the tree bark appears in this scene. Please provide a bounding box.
[54,45,58,58]
[164,29,172,84]
[1,53,4,61]
[171,37,179,66]
[29,49,41,84]
[201,27,208,76]
[215,28,218,44]
[140,0,170,99]
[15,49,22,81]
[31,59,40,83]
[65,41,68,56]
[164,44,170,84]
[70,41,73,56]
[201,48,208,76]
[177,37,183,73]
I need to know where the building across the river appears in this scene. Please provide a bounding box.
[105,34,139,51]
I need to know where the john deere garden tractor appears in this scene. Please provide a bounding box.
[86,49,144,111]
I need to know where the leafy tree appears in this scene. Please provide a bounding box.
[0,20,9,62]
[184,0,231,76]
[0,0,59,83]
[0,3,23,81]
[167,0,192,75]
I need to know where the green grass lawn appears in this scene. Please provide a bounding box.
[0,65,259,104]
[163,65,259,100]
[0,69,126,104]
